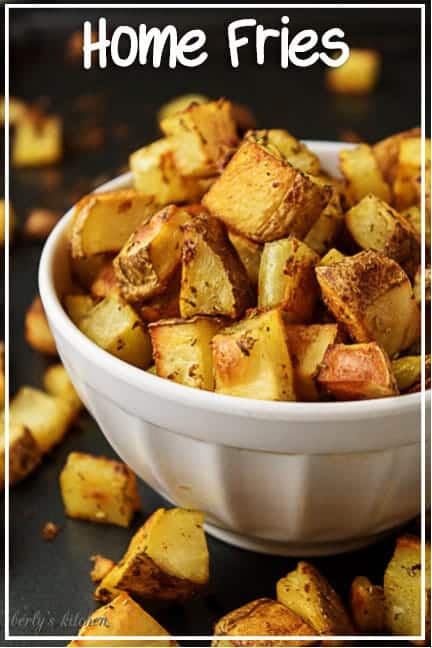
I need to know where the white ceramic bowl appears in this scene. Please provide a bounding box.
[39,141,430,556]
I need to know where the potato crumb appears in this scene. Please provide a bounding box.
[42,521,61,541]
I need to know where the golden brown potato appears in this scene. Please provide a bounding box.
[69,592,177,647]
[95,508,209,603]
[317,342,398,400]
[304,185,344,256]
[212,598,316,646]
[202,139,330,243]
[180,214,251,319]
[319,248,345,266]
[212,308,296,401]
[373,128,421,184]
[43,364,82,415]
[160,99,238,178]
[326,49,381,95]
[258,237,320,322]
[157,93,209,123]
[25,296,57,355]
[23,208,59,240]
[285,324,341,401]
[391,355,426,392]
[60,452,141,528]
[90,554,116,583]
[316,251,420,357]
[339,144,391,205]
[246,129,321,175]
[13,111,62,166]
[90,261,119,299]
[0,421,42,489]
[228,230,262,286]
[78,293,152,369]
[384,535,431,642]
[349,576,385,633]
[276,561,355,636]
[149,316,223,390]
[114,205,191,302]
[393,138,431,210]
[70,190,157,259]
[345,194,420,276]
[64,294,95,326]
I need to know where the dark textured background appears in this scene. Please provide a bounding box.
[1,4,430,646]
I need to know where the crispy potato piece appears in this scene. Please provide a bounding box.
[95,508,209,603]
[43,364,82,414]
[114,205,191,302]
[373,128,421,184]
[384,535,431,641]
[345,194,420,276]
[228,230,262,286]
[78,293,152,369]
[0,199,16,245]
[247,129,321,175]
[160,99,238,178]
[71,254,112,290]
[258,237,320,322]
[9,386,75,454]
[0,421,42,489]
[413,265,431,304]
[304,186,344,255]
[317,342,398,400]
[157,93,209,123]
[276,561,355,636]
[392,355,424,392]
[64,294,95,325]
[69,592,177,647]
[319,248,345,266]
[25,296,57,355]
[212,598,315,647]
[212,308,296,401]
[70,190,157,259]
[13,111,62,166]
[180,215,251,319]
[340,144,391,204]
[349,576,385,633]
[393,138,431,210]
[326,49,380,95]
[140,271,181,322]
[316,251,420,357]
[90,555,116,583]
[285,324,341,400]
[203,139,330,243]
[60,452,140,527]
[90,261,119,299]
[24,208,59,240]
[150,316,223,390]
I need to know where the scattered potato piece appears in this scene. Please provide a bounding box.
[0,199,16,245]
[373,128,421,184]
[157,93,209,123]
[393,138,431,210]
[41,521,61,541]
[326,49,380,95]
[24,208,59,240]
[25,296,57,355]
[349,576,385,633]
[212,308,296,401]
[276,561,355,636]
[0,421,42,489]
[13,111,62,166]
[90,261,119,299]
[90,555,116,583]
[60,452,140,528]
[247,129,321,175]
[392,355,424,392]
[212,598,316,647]
[95,508,209,603]
[69,592,177,647]
[150,316,223,390]
[227,230,262,286]
[319,248,345,266]
[340,144,391,204]
[43,364,82,414]
[64,294,95,326]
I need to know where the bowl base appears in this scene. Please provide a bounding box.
[204,522,395,557]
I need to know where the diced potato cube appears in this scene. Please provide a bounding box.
[157,93,209,123]
[25,296,57,355]
[304,185,344,255]
[317,342,398,400]
[202,139,330,242]
[246,129,321,175]
[319,248,346,266]
[43,364,82,414]
[180,215,251,319]
[78,294,152,369]
[64,294,95,325]
[258,237,320,322]
[326,49,380,95]
[340,144,391,204]
[13,112,62,166]
[212,308,296,401]
[95,508,209,603]
[393,138,431,210]
[90,555,116,583]
[60,452,140,528]
[316,251,420,357]
[228,230,262,286]
[90,261,119,299]
[373,128,421,184]
[0,421,42,489]
[349,576,385,633]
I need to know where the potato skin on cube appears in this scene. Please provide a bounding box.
[373,128,421,184]
[212,308,296,401]
[339,144,391,204]
[317,342,398,400]
[202,139,330,243]
[150,316,223,390]
[247,129,321,175]
[0,421,42,489]
[60,452,140,528]
[349,576,385,633]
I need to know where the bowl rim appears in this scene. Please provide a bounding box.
[38,142,428,424]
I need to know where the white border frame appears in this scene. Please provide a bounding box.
[3,2,428,644]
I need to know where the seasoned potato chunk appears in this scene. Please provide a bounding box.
[247,129,321,175]
[64,294,95,325]
[212,598,315,647]
[391,355,425,392]
[304,185,344,255]
[69,592,177,647]
[393,137,431,210]
[43,364,82,415]
[276,561,355,636]
[258,237,320,322]
[160,99,238,177]
[326,49,380,95]
[349,576,385,633]
[340,144,391,204]
[149,316,223,390]
[78,293,152,369]
[373,128,421,184]
[212,308,296,401]
[90,261,119,299]
[319,248,345,266]
[316,251,420,357]
[384,535,431,641]
[0,421,42,489]
[96,508,209,603]
[228,230,262,286]
[60,452,140,528]
[180,215,251,319]
[70,190,157,259]
[25,296,57,355]
[202,139,330,242]
[157,93,209,123]
[13,111,62,166]
[114,205,191,302]
[317,342,398,400]
[285,324,341,400]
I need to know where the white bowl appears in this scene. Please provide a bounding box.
[39,141,430,556]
